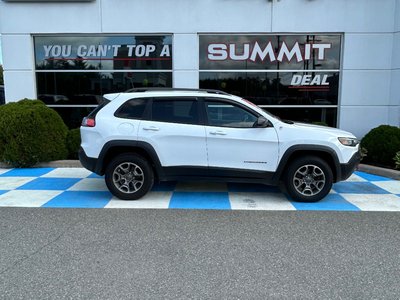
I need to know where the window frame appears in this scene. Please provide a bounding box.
[114,98,151,120]
[202,97,261,129]
[149,97,202,126]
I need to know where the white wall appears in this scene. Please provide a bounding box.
[0,0,399,138]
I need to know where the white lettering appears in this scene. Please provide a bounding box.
[127,45,135,56]
[321,74,329,85]
[97,45,108,57]
[61,45,71,57]
[160,45,170,57]
[249,42,276,62]
[291,75,303,85]
[135,45,146,57]
[304,44,311,60]
[312,44,331,60]
[43,45,52,57]
[51,45,62,57]
[145,45,156,57]
[208,44,227,60]
[111,45,121,56]
[310,75,321,85]
[87,45,97,57]
[77,45,87,57]
[229,43,250,60]
[277,42,303,62]
[301,75,312,85]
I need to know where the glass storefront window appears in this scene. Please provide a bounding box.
[199,72,339,106]
[35,35,172,70]
[36,72,172,105]
[34,35,173,128]
[199,34,341,127]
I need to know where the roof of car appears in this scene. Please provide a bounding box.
[123,88,230,96]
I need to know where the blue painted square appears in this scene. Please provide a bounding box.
[333,182,390,194]
[169,192,231,210]
[17,178,81,190]
[0,168,54,177]
[152,181,177,192]
[290,194,360,211]
[42,191,112,208]
[88,173,103,178]
[0,190,8,196]
[354,171,391,182]
[227,183,280,193]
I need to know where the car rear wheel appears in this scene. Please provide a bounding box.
[105,154,154,200]
[284,156,333,202]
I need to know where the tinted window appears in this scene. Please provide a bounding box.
[152,99,199,125]
[36,72,172,105]
[115,98,148,119]
[34,35,172,70]
[205,100,257,128]
[199,72,339,106]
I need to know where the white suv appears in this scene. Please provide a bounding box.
[79,88,360,202]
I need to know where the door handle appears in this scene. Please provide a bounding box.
[143,126,160,131]
[209,130,227,136]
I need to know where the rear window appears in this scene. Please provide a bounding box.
[87,98,111,118]
[114,98,148,120]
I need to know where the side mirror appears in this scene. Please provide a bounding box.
[256,116,271,128]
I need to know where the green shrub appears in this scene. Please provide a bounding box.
[0,99,68,167]
[395,151,400,170]
[360,125,400,168]
[312,121,329,127]
[66,128,81,159]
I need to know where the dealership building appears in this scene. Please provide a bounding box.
[0,0,399,138]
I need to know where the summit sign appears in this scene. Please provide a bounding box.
[207,42,331,63]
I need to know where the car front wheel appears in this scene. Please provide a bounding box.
[105,154,154,200]
[284,156,333,202]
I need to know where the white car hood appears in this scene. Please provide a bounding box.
[291,122,356,138]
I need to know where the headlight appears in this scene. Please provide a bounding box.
[338,137,359,147]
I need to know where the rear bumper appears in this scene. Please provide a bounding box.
[79,147,98,174]
[339,151,361,181]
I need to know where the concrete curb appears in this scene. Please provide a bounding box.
[0,160,83,169]
[357,164,400,180]
[1,160,399,180]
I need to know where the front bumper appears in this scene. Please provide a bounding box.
[339,151,361,181]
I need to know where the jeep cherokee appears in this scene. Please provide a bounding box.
[79,88,360,202]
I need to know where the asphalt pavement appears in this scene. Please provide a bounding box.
[1,208,400,299]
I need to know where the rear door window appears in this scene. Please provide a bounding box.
[151,98,199,125]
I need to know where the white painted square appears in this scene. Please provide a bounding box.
[345,173,367,182]
[371,181,400,194]
[105,192,172,209]
[229,192,296,211]
[42,168,92,178]
[175,181,227,192]
[0,177,35,190]
[68,178,108,191]
[0,169,11,175]
[0,190,62,207]
[342,194,400,211]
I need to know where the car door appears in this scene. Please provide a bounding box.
[138,97,207,167]
[204,98,279,172]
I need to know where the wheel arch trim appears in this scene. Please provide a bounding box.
[274,145,341,183]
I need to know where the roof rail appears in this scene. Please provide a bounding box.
[124,87,230,96]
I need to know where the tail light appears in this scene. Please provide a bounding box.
[82,117,95,127]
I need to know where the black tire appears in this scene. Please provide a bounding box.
[284,156,333,202]
[105,153,154,200]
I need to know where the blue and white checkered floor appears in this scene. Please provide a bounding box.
[0,167,399,211]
